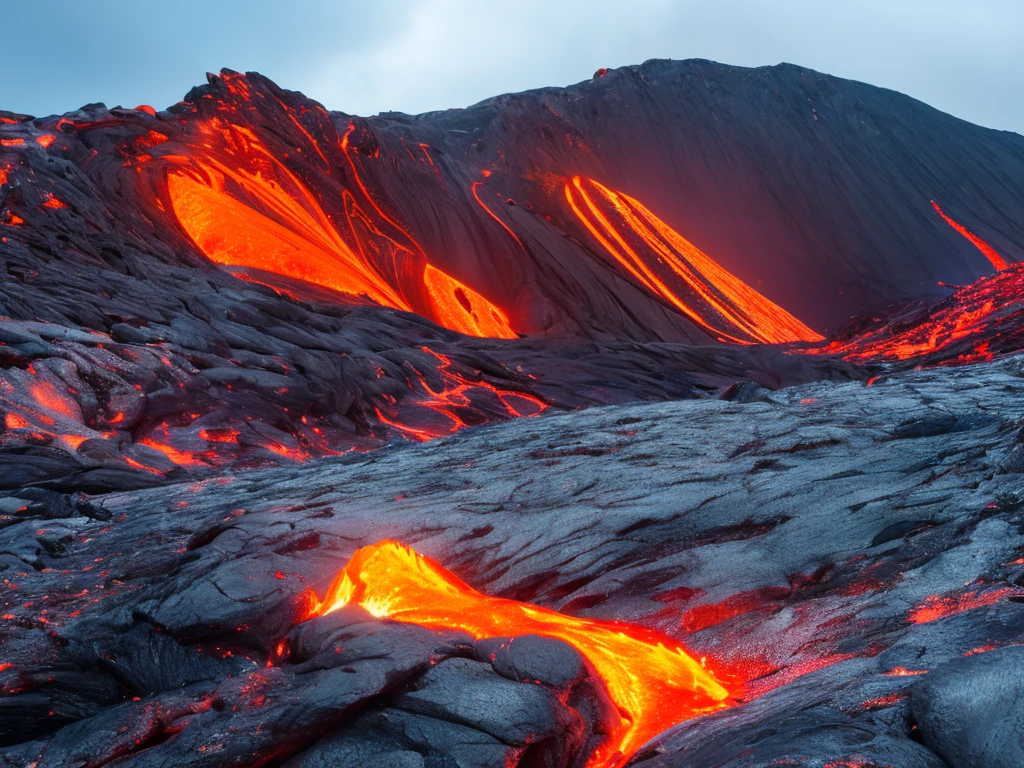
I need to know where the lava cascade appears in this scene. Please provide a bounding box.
[303,540,731,768]
[564,176,823,344]
[165,119,516,339]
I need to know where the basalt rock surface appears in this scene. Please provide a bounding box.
[1,357,1024,766]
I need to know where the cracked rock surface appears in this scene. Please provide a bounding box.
[2,356,1024,766]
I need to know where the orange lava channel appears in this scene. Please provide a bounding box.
[304,540,731,768]
[932,202,1008,271]
[423,265,516,339]
[564,176,822,344]
[165,121,514,339]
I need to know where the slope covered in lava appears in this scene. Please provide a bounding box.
[2,57,1024,768]
[1,61,1023,488]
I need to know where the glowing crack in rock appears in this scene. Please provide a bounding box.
[932,201,1009,271]
[564,176,823,345]
[372,347,547,442]
[303,540,731,768]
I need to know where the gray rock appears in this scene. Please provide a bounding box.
[910,646,1024,768]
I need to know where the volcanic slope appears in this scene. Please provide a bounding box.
[3,61,1024,486]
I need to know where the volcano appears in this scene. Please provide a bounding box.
[2,59,1024,768]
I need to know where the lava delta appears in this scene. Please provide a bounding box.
[1,59,1024,768]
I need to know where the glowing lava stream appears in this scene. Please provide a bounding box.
[932,201,1008,271]
[303,540,731,768]
[422,265,517,340]
[564,176,823,345]
[165,121,516,339]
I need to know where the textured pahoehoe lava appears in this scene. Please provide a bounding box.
[564,176,823,344]
[372,346,547,442]
[303,540,732,768]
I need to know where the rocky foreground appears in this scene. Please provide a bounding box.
[2,355,1023,767]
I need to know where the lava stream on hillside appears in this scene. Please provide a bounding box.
[564,176,822,345]
[810,261,1024,364]
[302,540,732,768]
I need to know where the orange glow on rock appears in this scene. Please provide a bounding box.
[304,540,731,768]
[884,666,927,677]
[564,177,822,344]
[4,413,31,430]
[35,135,56,149]
[373,346,546,442]
[471,180,525,250]
[199,427,241,444]
[423,265,517,339]
[909,587,1017,624]
[0,165,9,186]
[138,437,204,468]
[29,382,80,422]
[40,194,67,210]
[932,202,1008,271]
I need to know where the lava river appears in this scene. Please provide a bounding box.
[165,119,518,340]
[303,540,733,768]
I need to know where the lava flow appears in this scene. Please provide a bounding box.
[303,540,732,768]
[932,201,1009,271]
[811,261,1024,363]
[165,119,516,339]
[564,176,823,344]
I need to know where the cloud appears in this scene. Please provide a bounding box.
[2,0,1022,133]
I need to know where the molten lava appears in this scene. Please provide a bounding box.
[811,261,1024,363]
[564,176,823,344]
[909,587,1018,624]
[165,120,515,339]
[932,202,1008,271]
[423,265,517,339]
[303,540,731,768]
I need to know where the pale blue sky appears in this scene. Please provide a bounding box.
[3,0,1022,134]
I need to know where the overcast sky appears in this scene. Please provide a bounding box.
[3,0,1022,134]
